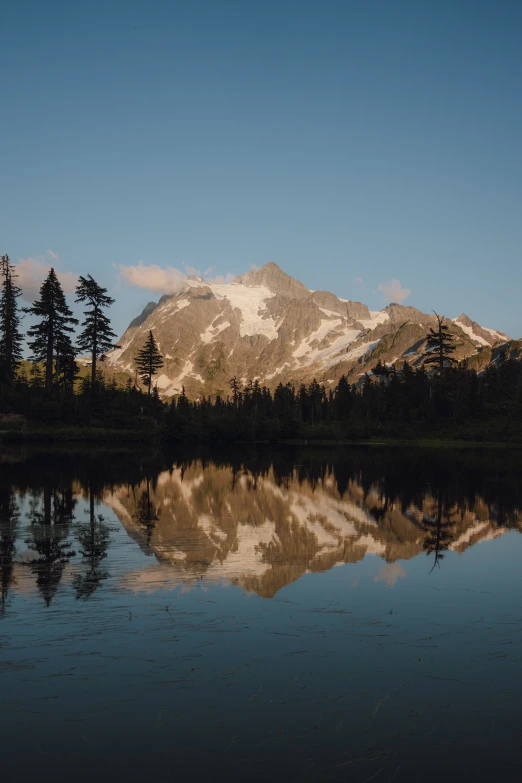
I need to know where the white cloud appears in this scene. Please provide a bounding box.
[378,278,411,303]
[46,249,59,260]
[355,276,363,284]
[14,257,77,301]
[117,261,234,295]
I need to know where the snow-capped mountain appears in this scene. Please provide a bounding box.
[107,262,511,396]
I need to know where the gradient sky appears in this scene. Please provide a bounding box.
[1,0,521,339]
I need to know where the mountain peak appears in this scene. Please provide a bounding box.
[235,262,310,299]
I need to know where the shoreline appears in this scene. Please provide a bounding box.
[1,427,521,449]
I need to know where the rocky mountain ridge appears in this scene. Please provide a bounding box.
[107,262,512,397]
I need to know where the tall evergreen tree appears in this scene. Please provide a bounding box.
[75,275,118,389]
[134,330,164,395]
[25,269,78,393]
[424,313,457,374]
[55,332,79,391]
[229,376,241,408]
[0,255,23,386]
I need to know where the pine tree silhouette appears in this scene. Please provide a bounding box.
[0,255,23,386]
[76,275,119,391]
[134,330,164,395]
[25,269,78,393]
[424,312,457,374]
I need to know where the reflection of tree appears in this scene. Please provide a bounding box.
[0,485,20,616]
[134,478,159,544]
[73,489,110,600]
[422,492,454,570]
[24,485,76,606]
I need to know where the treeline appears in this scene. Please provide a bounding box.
[162,359,522,442]
[1,254,521,442]
[2,351,520,442]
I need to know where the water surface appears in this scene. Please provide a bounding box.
[1,446,522,781]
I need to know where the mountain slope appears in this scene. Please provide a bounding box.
[107,262,511,396]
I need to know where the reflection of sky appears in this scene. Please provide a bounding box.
[3,496,522,779]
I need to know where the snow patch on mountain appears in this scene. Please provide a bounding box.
[200,319,231,344]
[358,311,390,330]
[305,327,362,368]
[293,318,344,359]
[209,282,278,339]
[453,318,490,346]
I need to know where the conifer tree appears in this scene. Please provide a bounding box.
[424,313,457,374]
[134,330,164,395]
[229,376,241,408]
[29,361,44,389]
[75,275,118,389]
[55,332,78,391]
[0,255,23,386]
[25,269,78,393]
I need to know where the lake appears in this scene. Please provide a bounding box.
[1,446,522,782]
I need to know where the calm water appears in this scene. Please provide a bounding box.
[1,446,522,782]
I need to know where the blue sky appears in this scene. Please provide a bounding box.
[1,0,521,338]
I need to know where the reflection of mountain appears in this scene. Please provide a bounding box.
[105,461,521,597]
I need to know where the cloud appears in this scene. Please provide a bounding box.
[46,249,59,260]
[117,261,234,295]
[355,276,363,284]
[14,256,77,301]
[374,563,406,588]
[378,278,411,303]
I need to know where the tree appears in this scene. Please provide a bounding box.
[424,313,457,374]
[25,269,78,393]
[229,376,241,408]
[0,255,23,386]
[134,330,164,395]
[55,332,79,391]
[75,275,118,390]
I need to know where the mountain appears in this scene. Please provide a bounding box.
[107,262,512,396]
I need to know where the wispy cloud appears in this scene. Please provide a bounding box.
[355,276,363,284]
[46,248,59,260]
[116,261,234,295]
[378,278,411,303]
[14,256,77,301]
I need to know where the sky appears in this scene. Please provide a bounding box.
[1,0,521,339]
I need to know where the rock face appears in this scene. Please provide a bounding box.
[107,262,511,396]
